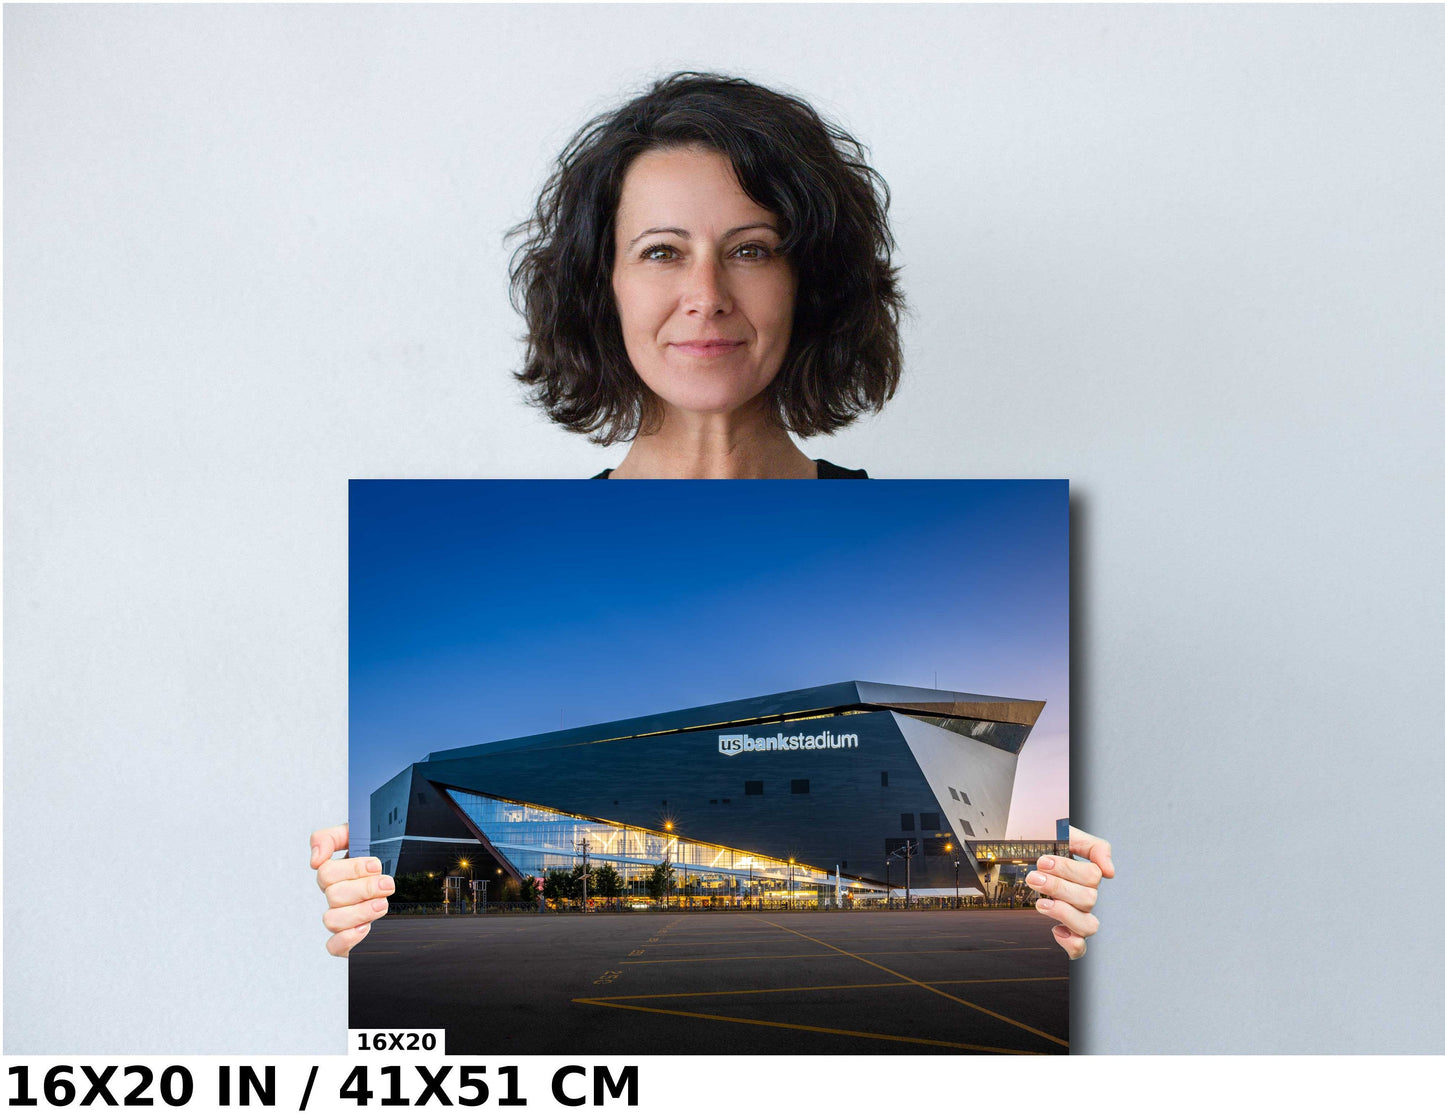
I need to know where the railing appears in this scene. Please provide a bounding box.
[384,892,1039,915]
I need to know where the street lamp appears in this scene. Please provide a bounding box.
[575,836,591,913]
[787,857,795,911]
[884,859,891,909]
[886,842,915,910]
[953,860,960,907]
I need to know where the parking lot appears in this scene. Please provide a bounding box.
[350,909,1068,1054]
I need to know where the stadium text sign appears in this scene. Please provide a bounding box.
[718,731,859,756]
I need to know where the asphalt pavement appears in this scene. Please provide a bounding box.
[349,909,1069,1055]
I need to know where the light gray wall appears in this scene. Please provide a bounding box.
[6,4,1442,1054]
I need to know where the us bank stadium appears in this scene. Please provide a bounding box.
[369,681,1045,901]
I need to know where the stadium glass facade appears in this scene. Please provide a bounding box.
[446,789,841,897]
[370,681,1047,898]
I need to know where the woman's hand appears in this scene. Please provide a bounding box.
[1028,826,1115,960]
[310,824,394,957]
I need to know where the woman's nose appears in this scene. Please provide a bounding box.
[682,257,732,316]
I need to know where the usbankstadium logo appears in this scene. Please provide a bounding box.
[718,731,859,756]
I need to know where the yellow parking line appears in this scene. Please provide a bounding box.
[615,937,813,946]
[573,998,1041,1054]
[622,935,1007,947]
[619,952,840,964]
[860,947,1050,956]
[595,976,1070,1001]
[756,918,1068,1050]
[619,947,1055,965]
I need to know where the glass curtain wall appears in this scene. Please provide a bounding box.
[445,788,847,899]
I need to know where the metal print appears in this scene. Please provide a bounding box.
[349,479,1071,1054]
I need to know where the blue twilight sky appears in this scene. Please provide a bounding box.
[349,480,1069,850]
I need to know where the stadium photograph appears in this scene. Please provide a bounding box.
[349,479,1070,1054]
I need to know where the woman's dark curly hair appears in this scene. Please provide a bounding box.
[509,72,904,445]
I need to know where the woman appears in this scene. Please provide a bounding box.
[312,72,1113,957]
[508,72,899,480]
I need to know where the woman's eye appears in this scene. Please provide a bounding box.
[642,244,678,261]
[733,243,773,260]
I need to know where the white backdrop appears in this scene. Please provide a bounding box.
[6,4,1443,1054]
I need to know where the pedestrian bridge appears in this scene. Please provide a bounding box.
[968,840,1069,867]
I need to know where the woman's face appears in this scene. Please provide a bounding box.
[611,146,797,421]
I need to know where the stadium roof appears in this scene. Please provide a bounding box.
[425,681,1045,763]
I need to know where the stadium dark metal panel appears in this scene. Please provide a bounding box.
[369,681,1045,895]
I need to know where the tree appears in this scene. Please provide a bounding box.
[593,865,623,900]
[646,859,675,902]
[543,868,573,901]
[394,872,444,906]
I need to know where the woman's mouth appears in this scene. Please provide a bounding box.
[670,339,744,357]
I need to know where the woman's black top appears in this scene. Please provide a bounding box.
[591,459,867,479]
